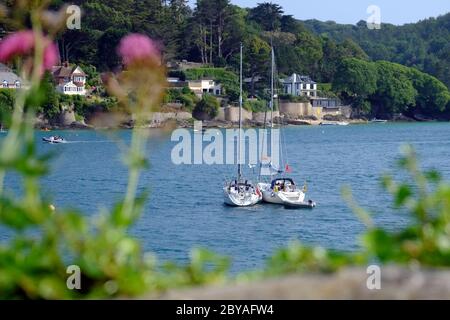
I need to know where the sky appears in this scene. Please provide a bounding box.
[189,0,450,25]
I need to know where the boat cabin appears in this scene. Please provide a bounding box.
[228,180,255,192]
[271,178,296,192]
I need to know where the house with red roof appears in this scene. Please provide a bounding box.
[51,63,87,96]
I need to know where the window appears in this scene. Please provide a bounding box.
[2,80,7,88]
[15,80,21,88]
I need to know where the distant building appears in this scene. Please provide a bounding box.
[311,97,341,109]
[166,60,207,71]
[0,63,23,89]
[166,77,188,89]
[281,73,317,97]
[243,76,263,84]
[51,63,87,95]
[311,97,350,117]
[187,79,222,97]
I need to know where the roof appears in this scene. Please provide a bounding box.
[61,81,83,88]
[0,63,22,84]
[244,76,263,83]
[281,73,316,84]
[52,65,86,78]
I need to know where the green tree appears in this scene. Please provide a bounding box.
[97,28,129,70]
[302,13,450,88]
[332,58,378,113]
[294,31,323,79]
[193,94,220,120]
[243,35,271,97]
[248,2,284,31]
[408,68,450,115]
[39,73,61,120]
[371,61,417,116]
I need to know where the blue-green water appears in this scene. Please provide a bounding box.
[2,122,450,271]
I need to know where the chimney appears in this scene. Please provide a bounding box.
[63,61,69,68]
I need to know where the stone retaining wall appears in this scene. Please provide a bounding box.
[253,111,280,122]
[144,112,192,124]
[224,107,253,122]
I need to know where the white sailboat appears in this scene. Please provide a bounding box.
[257,47,316,209]
[223,44,262,207]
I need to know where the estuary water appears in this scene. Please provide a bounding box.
[2,122,450,272]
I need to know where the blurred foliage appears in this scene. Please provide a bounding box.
[0,89,14,127]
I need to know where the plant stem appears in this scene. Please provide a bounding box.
[122,119,147,220]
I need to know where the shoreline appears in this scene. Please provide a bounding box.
[27,118,450,131]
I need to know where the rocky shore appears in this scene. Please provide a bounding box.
[31,113,447,131]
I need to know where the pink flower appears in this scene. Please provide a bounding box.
[43,42,58,71]
[117,34,160,66]
[0,30,35,62]
[0,30,58,71]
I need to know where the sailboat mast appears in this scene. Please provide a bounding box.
[238,43,243,181]
[270,47,274,129]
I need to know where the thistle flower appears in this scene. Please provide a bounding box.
[0,30,58,72]
[0,30,35,62]
[117,34,160,67]
[43,42,58,71]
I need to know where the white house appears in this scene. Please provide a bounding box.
[0,63,23,89]
[187,79,222,97]
[281,73,317,97]
[51,63,87,95]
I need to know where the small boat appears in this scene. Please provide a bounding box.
[42,136,66,144]
[320,121,349,126]
[371,118,388,123]
[284,199,316,209]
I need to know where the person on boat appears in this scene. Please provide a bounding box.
[273,183,280,193]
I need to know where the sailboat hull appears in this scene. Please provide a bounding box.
[261,189,306,204]
[257,182,314,208]
[223,187,262,207]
